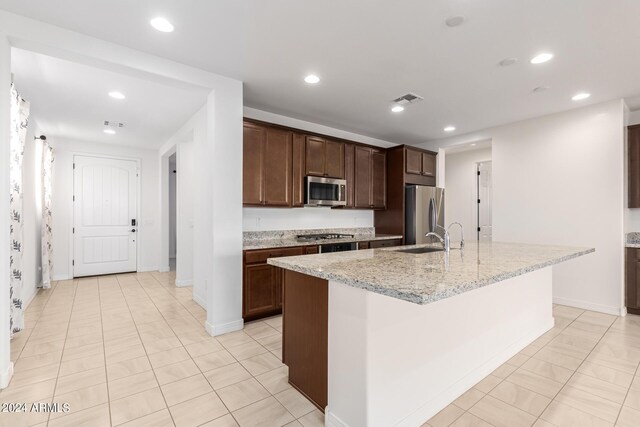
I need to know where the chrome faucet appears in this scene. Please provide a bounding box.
[425,225,451,252]
[448,222,464,250]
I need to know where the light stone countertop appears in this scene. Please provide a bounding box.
[243,233,403,251]
[268,242,594,305]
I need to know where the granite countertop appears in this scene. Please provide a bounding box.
[626,232,640,248]
[268,242,594,305]
[243,233,403,250]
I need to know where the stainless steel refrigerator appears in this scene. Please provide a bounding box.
[405,185,445,245]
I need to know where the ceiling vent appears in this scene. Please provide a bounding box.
[104,120,124,128]
[392,93,424,106]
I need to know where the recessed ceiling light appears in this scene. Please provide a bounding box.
[108,91,125,100]
[104,129,116,135]
[530,53,553,64]
[571,92,591,101]
[533,86,550,93]
[150,17,174,33]
[471,143,477,146]
[444,126,456,132]
[499,58,518,67]
[391,105,404,113]
[304,74,320,84]
[445,16,466,27]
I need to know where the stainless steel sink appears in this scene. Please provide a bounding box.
[395,247,444,254]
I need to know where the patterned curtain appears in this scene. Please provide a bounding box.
[41,141,54,289]
[9,83,30,336]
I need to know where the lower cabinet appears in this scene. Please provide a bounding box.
[243,246,309,321]
[626,248,640,315]
[369,238,403,249]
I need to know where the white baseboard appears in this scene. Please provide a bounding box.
[325,408,349,427]
[0,362,14,389]
[138,266,158,273]
[175,279,193,287]
[158,265,170,273]
[192,293,206,309]
[205,318,244,337]
[22,287,37,310]
[397,319,554,427]
[52,274,71,281]
[553,296,623,316]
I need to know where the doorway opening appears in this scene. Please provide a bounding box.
[169,153,177,272]
[477,161,493,242]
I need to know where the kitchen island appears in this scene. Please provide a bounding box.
[269,242,594,427]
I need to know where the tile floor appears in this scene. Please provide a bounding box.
[1,271,323,427]
[3,272,640,427]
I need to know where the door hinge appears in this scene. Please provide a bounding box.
[73,163,75,169]
[72,260,74,266]
[73,195,75,202]
[477,171,480,176]
[72,227,75,234]
[478,227,481,232]
[477,199,481,203]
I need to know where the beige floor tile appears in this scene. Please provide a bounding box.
[566,372,627,404]
[47,402,111,427]
[427,404,465,427]
[256,334,282,352]
[449,412,493,427]
[274,388,316,418]
[532,419,557,427]
[617,405,640,427]
[227,341,269,361]
[506,368,564,398]
[9,363,59,388]
[109,370,158,400]
[204,362,253,390]
[533,348,583,371]
[107,355,152,381]
[184,338,224,358]
[298,409,324,427]
[106,343,147,365]
[506,353,530,367]
[520,357,573,383]
[492,363,518,379]
[154,358,200,385]
[13,350,62,372]
[240,352,284,376]
[148,346,191,369]
[217,330,255,349]
[218,378,271,411]
[541,400,613,427]
[55,366,106,395]
[489,380,551,416]
[20,340,65,358]
[200,414,240,426]
[194,349,236,371]
[468,395,537,427]
[51,383,108,420]
[623,387,640,410]
[244,322,280,340]
[474,374,502,393]
[555,385,621,423]
[232,396,295,427]
[143,336,183,355]
[119,408,174,427]
[110,387,167,425]
[169,391,229,427]
[0,378,56,403]
[61,342,104,362]
[59,352,105,377]
[161,373,213,406]
[256,366,291,394]
[453,388,485,411]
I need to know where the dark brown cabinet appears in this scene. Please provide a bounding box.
[243,122,292,207]
[243,246,310,321]
[406,147,436,177]
[369,238,403,249]
[344,143,355,207]
[627,248,640,315]
[354,147,386,209]
[305,136,345,179]
[292,133,305,207]
[629,125,640,208]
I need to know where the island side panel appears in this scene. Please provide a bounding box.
[327,266,554,427]
[283,269,328,411]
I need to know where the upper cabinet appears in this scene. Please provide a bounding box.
[305,136,345,179]
[243,122,292,207]
[406,148,436,177]
[354,146,386,209]
[629,125,640,208]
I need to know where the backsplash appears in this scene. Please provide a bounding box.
[243,207,373,232]
[244,227,375,241]
[627,232,640,244]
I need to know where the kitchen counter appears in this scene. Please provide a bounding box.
[269,241,594,305]
[243,233,403,250]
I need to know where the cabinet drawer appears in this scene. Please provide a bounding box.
[305,246,319,254]
[369,239,403,249]
[357,241,370,250]
[245,247,305,264]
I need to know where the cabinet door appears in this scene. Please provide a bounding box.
[371,151,386,208]
[305,136,326,176]
[354,146,372,208]
[422,153,436,177]
[629,126,640,208]
[292,133,305,207]
[344,143,355,207]
[263,128,292,206]
[244,263,278,318]
[243,123,265,205]
[324,140,345,179]
[369,239,403,248]
[357,241,370,250]
[406,148,422,175]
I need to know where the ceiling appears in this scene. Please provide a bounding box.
[3,0,640,144]
[11,49,209,149]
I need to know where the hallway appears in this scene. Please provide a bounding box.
[1,272,323,426]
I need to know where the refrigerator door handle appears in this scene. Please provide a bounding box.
[429,197,436,233]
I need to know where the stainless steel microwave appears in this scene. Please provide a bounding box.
[305,176,347,207]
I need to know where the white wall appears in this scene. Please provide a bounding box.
[444,147,492,242]
[625,106,640,233]
[176,140,195,286]
[419,100,626,315]
[50,138,160,279]
[242,107,396,232]
[168,158,177,258]
[629,110,640,126]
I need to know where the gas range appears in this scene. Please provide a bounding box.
[296,233,355,242]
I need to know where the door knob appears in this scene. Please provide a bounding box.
[131,229,136,232]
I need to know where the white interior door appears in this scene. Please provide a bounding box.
[477,161,492,242]
[73,155,138,277]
